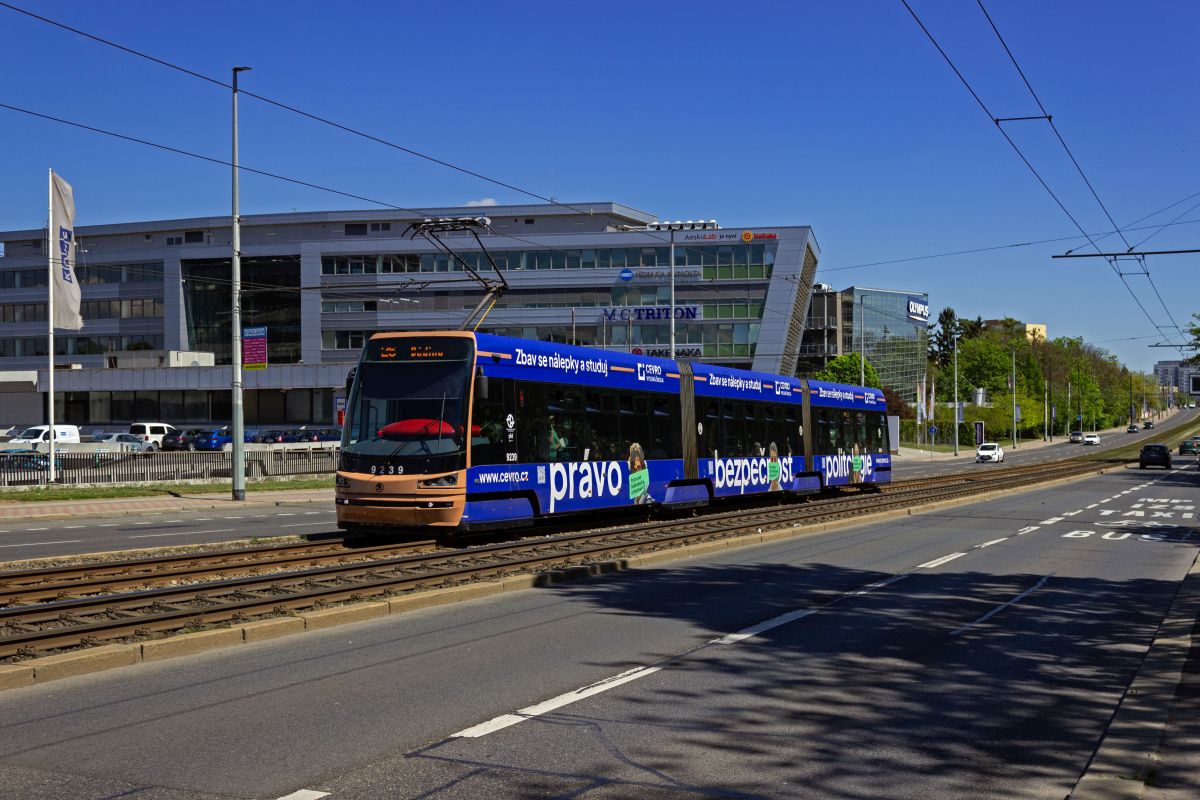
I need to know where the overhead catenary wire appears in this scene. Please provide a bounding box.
[974,0,1187,345]
[900,0,1183,355]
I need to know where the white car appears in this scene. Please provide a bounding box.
[976,442,1004,463]
[1083,433,1100,445]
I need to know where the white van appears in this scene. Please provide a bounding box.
[9,424,81,445]
[128,422,175,448]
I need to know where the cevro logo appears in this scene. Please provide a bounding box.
[714,456,793,492]
[549,461,623,512]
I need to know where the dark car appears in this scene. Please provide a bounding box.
[1182,439,1200,455]
[254,430,287,444]
[282,428,321,443]
[161,428,204,451]
[193,429,232,451]
[1144,420,1154,429]
[1139,444,1171,469]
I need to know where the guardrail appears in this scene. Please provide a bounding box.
[0,448,338,488]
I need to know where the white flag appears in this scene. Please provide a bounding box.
[50,171,83,330]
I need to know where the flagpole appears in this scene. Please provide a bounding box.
[47,168,56,484]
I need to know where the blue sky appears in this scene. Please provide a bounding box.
[1,0,1196,371]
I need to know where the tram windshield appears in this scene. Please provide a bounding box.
[341,337,473,473]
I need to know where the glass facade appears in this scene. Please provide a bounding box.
[182,256,301,365]
[845,288,928,402]
[55,388,334,425]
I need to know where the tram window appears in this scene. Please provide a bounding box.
[785,406,802,456]
[648,396,677,460]
[723,402,747,457]
[854,411,868,455]
[586,391,619,460]
[547,387,590,462]
[470,375,509,466]
[618,393,651,460]
[700,400,721,458]
[749,404,767,456]
[816,408,838,454]
[514,381,548,462]
[838,410,853,455]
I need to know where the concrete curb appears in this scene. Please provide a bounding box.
[0,459,1141,691]
[1069,553,1200,799]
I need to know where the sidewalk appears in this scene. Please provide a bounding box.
[0,488,333,522]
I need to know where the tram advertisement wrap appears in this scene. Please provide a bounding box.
[816,452,891,486]
[467,459,680,517]
[700,455,799,496]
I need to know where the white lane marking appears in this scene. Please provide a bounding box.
[162,519,183,523]
[99,523,118,527]
[195,518,212,521]
[455,573,909,739]
[1017,526,1039,534]
[273,791,331,800]
[917,552,968,569]
[1086,504,1098,509]
[130,521,151,525]
[129,529,235,539]
[63,525,85,529]
[1063,511,1081,516]
[455,665,663,738]
[276,513,297,517]
[977,538,1008,548]
[26,527,47,531]
[1099,498,1111,503]
[1185,513,1195,519]
[304,511,321,515]
[1039,517,1064,525]
[0,540,81,548]
[226,516,242,520]
[280,522,334,528]
[951,575,1052,636]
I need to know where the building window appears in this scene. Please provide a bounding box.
[369,222,391,232]
[166,235,183,246]
[321,330,369,350]
[321,300,377,313]
[344,223,368,236]
[524,218,535,224]
[183,230,204,244]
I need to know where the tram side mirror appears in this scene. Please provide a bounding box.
[345,367,357,397]
[474,368,489,400]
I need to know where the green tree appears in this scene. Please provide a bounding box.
[927,307,961,368]
[815,353,881,388]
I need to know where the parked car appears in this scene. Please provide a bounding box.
[1180,439,1198,455]
[975,442,1004,463]
[1069,431,1084,443]
[128,422,175,447]
[283,428,321,443]
[318,428,343,442]
[0,448,63,471]
[161,429,205,451]
[1126,424,1140,433]
[1084,433,1100,445]
[1139,444,1172,469]
[9,424,81,445]
[193,429,233,451]
[92,432,155,453]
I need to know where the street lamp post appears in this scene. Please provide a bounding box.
[1011,349,1018,450]
[953,333,959,456]
[859,293,865,387]
[230,65,251,502]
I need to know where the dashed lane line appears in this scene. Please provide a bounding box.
[951,575,1053,636]
[1017,526,1040,534]
[279,522,335,528]
[128,529,235,539]
[0,540,81,548]
[454,574,911,739]
[1040,517,1064,525]
[977,538,1008,548]
[273,791,330,800]
[917,552,969,569]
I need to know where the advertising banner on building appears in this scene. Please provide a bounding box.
[243,326,267,370]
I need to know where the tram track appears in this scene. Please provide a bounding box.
[0,455,1128,660]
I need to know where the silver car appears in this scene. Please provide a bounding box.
[92,432,156,453]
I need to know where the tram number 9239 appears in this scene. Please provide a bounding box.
[368,464,405,475]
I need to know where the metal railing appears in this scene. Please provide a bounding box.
[0,448,338,488]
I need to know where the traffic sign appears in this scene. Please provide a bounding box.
[928,425,937,436]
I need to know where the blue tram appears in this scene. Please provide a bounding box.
[335,331,891,532]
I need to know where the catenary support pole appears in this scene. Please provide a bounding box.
[230,66,252,502]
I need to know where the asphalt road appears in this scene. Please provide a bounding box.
[0,503,338,560]
[0,458,1196,799]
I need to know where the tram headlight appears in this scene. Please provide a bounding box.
[419,474,458,488]
[335,474,350,488]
